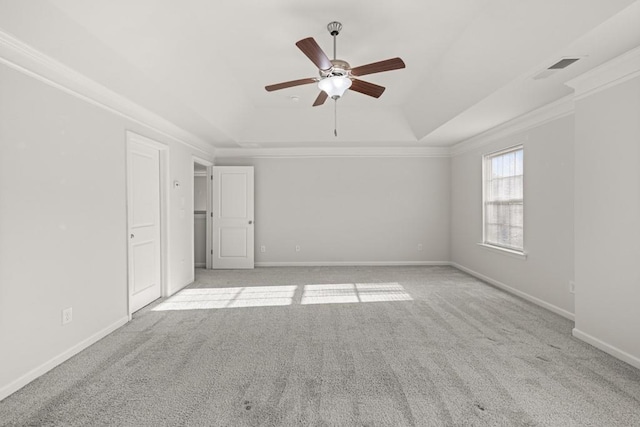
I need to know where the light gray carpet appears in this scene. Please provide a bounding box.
[1,266,639,426]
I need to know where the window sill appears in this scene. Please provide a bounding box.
[477,243,528,260]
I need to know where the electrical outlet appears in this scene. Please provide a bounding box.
[295,245,301,252]
[62,307,73,325]
[260,245,266,253]
[569,281,575,294]
[417,243,423,251]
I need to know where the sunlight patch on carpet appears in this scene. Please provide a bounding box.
[153,282,413,311]
[153,285,297,311]
[301,282,413,305]
[301,283,359,305]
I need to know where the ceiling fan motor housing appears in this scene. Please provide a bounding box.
[320,59,351,78]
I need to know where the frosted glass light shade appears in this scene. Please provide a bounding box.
[318,76,352,98]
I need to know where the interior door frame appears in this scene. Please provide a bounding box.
[191,156,214,271]
[125,131,170,318]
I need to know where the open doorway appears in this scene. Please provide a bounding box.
[193,157,213,273]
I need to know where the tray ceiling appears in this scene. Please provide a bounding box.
[0,0,638,149]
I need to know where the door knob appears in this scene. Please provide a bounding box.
[130,234,135,239]
[248,220,253,224]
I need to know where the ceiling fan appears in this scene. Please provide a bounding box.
[265,21,406,127]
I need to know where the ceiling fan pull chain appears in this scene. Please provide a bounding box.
[334,99,338,137]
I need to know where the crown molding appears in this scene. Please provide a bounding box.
[566,45,640,100]
[214,146,452,158]
[0,29,215,156]
[451,95,575,157]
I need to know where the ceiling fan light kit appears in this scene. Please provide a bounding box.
[318,75,352,99]
[265,21,406,135]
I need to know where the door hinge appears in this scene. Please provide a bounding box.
[210,175,213,180]
[211,249,213,254]
[211,212,213,217]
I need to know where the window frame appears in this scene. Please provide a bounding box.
[481,144,526,257]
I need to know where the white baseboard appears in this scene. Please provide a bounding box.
[255,261,451,267]
[0,315,129,402]
[573,328,640,370]
[451,262,575,321]
[194,262,206,268]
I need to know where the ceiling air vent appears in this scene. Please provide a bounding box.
[532,57,581,80]
[548,58,581,69]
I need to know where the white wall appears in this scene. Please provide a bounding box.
[215,156,451,264]
[0,62,213,399]
[573,74,640,366]
[451,115,575,318]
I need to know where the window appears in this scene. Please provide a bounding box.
[483,146,524,252]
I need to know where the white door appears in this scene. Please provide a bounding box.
[127,140,162,312]
[212,166,254,269]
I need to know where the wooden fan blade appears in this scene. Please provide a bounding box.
[296,37,333,71]
[350,79,386,98]
[350,57,406,77]
[265,78,316,92]
[312,91,328,107]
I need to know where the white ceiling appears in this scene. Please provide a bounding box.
[0,0,639,150]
